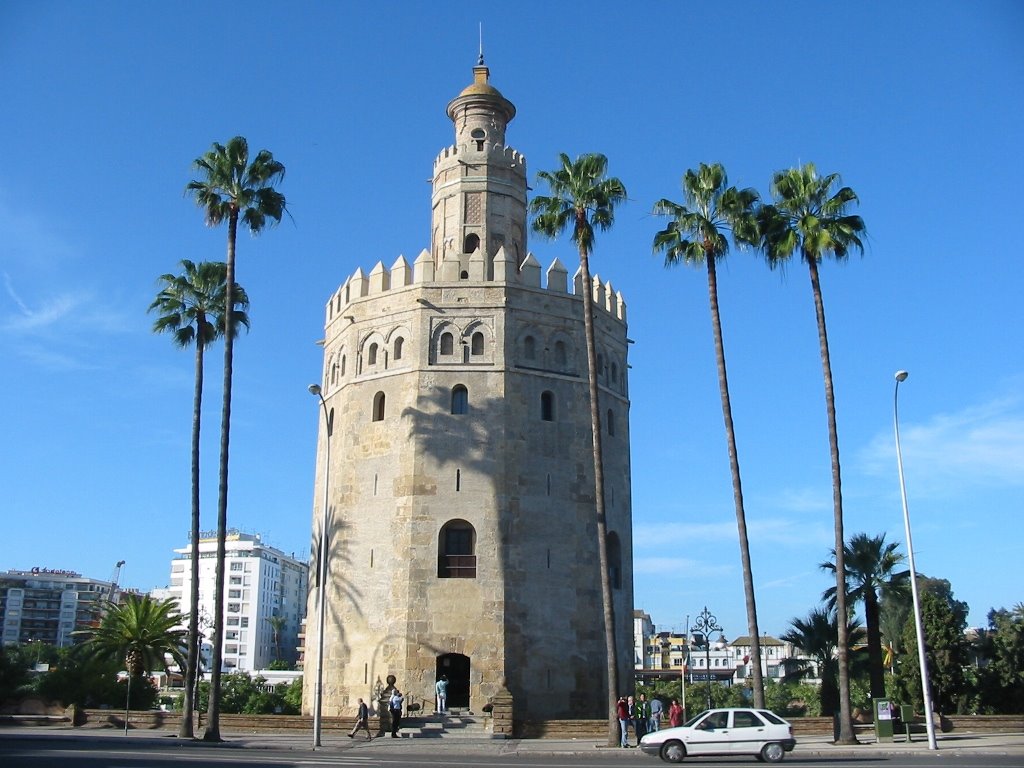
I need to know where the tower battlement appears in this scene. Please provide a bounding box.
[433,143,527,171]
[325,251,627,326]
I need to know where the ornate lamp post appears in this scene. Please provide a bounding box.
[308,383,333,749]
[893,371,938,750]
[692,606,723,711]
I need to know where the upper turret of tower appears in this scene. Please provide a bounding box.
[446,54,516,149]
[431,58,527,279]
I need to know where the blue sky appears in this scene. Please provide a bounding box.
[2,1,1021,640]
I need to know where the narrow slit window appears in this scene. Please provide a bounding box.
[541,391,555,422]
[451,384,469,415]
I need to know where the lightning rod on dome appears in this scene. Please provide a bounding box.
[478,22,484,65]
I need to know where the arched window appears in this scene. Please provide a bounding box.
[554,340,567,367]
[340,354,346,377]
[451,384,468,415]
[438,520,476,578]
[372,391,385,422]
[394,337,404,361]
[464,233,480,253]
[607,408,615,436]
[368,343,378,366]
[611,362,618,385]
[524,335,536,360]
[330,362,338,385]
[471,332,484,356]
[607,532,622,590]
[541,391,555,422]
[597,353,604,378]
[440,332,454,356]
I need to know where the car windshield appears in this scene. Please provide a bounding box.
[682,710,710,728]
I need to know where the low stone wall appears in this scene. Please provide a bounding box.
[945,715,1024,732]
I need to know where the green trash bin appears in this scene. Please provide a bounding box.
[873,698,895,742]
[899,705,914,741]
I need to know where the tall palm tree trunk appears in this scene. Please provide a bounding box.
[577,238,619,745]
[864,590,885,700]
[705,255,765,708]
[179,339,205,738]
[204,211,238,742]
[807,255,855,743]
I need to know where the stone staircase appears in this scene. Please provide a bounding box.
[395,710,502,739]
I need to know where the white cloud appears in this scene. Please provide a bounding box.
[633,555,732,578]
[859,387,1024,495]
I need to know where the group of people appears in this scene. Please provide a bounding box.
[616,694,685,748]
[347,675,450,740]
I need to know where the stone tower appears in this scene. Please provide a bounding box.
[304,58,633,720]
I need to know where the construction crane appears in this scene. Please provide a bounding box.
[108,560,125,604]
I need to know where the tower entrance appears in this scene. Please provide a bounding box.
[436,653,470,710]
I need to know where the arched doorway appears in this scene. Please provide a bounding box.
[436,653,470,710]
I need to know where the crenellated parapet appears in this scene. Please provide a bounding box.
[325,250,627,326]
[433,143,527,173]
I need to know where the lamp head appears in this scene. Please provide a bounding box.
[895,370,909,382]
[308,384,322,396]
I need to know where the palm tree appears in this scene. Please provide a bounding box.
[75,594,186,730]
[781,607,865,717]
[821,532,908,701]
[148,259,250,737]
[758,163,865,742]
[266,614,286,664]
[652,163,765,708]
[529,152,627,744]
[186,136,286,741]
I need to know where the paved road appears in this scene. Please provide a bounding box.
[1,726,1022,767]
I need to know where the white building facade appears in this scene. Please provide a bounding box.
[1,568,119,648]
[167,531,308,672]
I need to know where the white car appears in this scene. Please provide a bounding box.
[639,707,796,763]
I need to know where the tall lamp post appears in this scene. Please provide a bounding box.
[894,371,938,750]
[692,606,723,711]
[680,614,689,720]
[308,383,333,749]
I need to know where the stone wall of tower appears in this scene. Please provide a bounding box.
[305,258,633,719]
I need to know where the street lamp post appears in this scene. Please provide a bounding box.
[692,606,723,711]
[680,614,689,720]
[308,383,333,749]
[894,371,938,750]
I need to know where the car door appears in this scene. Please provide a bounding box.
[685,710,732,755]
[729,709,767,755]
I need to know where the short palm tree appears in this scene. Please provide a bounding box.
[821,532,908,701]
[781,607,865,717]
[652,163,765,708]
[148,259,249,737]
[529,152,627,745]
[75,594,186,729]
[186,136,286,741]
[758,163,865,742]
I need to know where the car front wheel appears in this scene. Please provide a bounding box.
[660,740,686,763]
[761,742,786,763]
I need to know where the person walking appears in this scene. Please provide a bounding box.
[388,688,404,738]
[435,674,448,714]
[649,695,663,732]
[348,697,371,739]
[668,697,685,727]
[616,696,631,747]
